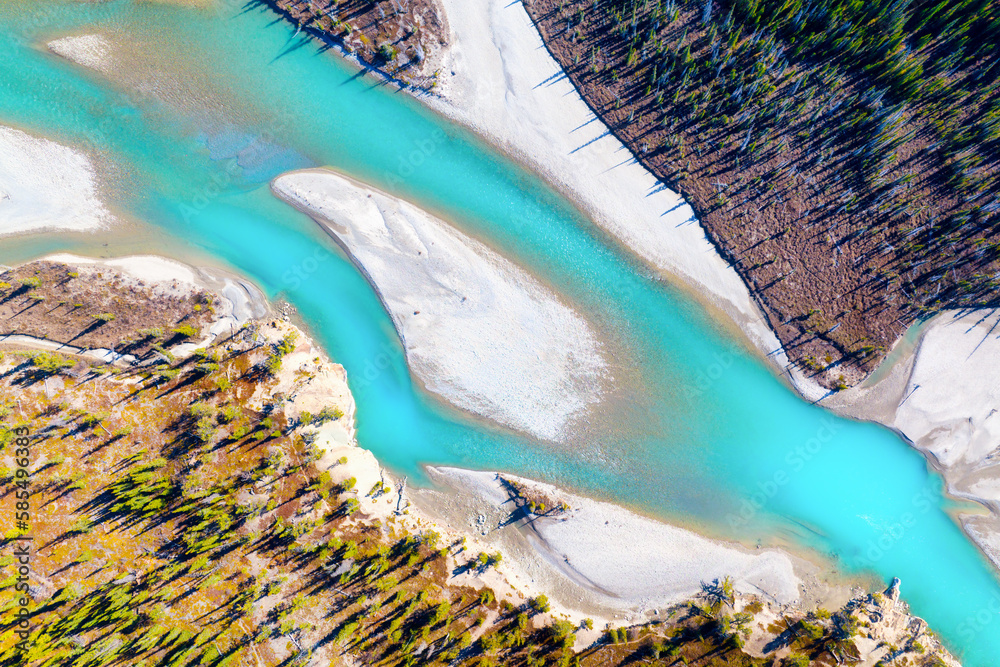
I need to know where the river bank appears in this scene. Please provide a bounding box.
[258,0,450,92]
[39,0,812,397]
[411,0,1000,591]
[268,294,964,665]
[519,0,1000,393]
[267,162,1000,629]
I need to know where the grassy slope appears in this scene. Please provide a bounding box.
[523,0,1000,387]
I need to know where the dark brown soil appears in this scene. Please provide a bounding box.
[521,0,1000,388]
[0,261,213,356]
[262,0,449,90]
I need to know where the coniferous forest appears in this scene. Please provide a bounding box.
[524,0,1000,386]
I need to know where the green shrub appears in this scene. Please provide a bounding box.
[264,354,282,375]
[316,405,344,423]
[219,405,240,424]
[195,417,216,443]
[800,620,824,640]
[529,594,550,613]
[30,352,74,375]
[377,43,397,62]
[171,324,199,339]
[276,332,298,356]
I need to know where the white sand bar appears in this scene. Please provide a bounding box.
[48,34,113,73]
[891,310,1000,567]
[272,168,607,442]
[427,467,802,609]
[895,311,1000,470]
[429,0,785,369]
[0,126,111,237]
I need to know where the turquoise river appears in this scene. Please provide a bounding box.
[1,0,998,662]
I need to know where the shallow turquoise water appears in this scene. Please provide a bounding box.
[2,0,1000,660]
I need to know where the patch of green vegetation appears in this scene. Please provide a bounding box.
[29,352,74,375]
[171,324,200,339]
